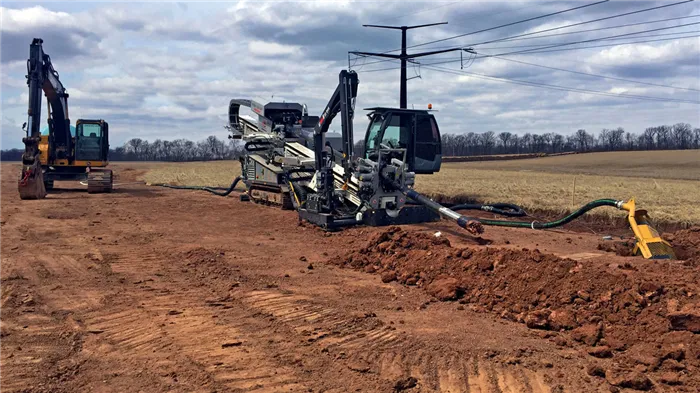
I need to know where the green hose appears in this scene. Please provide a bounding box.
[478,198,622,229]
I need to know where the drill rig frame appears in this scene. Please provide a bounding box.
[228,70,483,234]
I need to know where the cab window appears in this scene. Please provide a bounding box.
[364,115,383,152]
[78,123,102,138]
[381,113,412,149]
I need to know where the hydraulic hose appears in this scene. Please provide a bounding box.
[383,176,484,235]
[449,202,527,217]
[477,199,622,229]
[151,176,243,197]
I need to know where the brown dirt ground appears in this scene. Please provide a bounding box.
[2,162,698,393]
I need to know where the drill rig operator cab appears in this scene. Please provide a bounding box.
[363,108,442,174]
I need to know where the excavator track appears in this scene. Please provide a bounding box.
[247,183,293,210]
[87,168,113,194]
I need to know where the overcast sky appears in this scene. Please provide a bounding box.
[1,0,699,149]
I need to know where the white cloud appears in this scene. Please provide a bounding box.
[248,41,300,57]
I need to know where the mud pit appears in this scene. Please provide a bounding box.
[1,162,698,393]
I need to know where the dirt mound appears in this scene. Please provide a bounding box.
[597,240,635,257]
[666,226,700,264]
[179,247,240,285]
[334,227,700,390]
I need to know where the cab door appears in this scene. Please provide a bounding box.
[413,114,441,174]
[75,119,106,162]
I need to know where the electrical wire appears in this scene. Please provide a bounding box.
[362,33,700,71]
[386,0,611,52]
[374,14,700,53]
[354,5,698,70]
[457,0,696,49]
[507,33,700,54]
[487,30,700,49]
[489,14,700,43]
[489,56,700,92]
[407,0,693,48]
[476,21,700,57]
[374,0,562,53]
[421,64,700,104]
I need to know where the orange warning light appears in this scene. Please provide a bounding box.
[428,103,433,110]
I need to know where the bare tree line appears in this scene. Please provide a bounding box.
[349,123,699,158]
[1,135,244,162]
[109,136,244,161]
[437,123,700,156]
[2,123,698,162]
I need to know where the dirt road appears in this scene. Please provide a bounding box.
[2,163,697,392]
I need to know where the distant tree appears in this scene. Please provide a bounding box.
[498,131,512,153]
[575,129,590,151]
[480,131,496,154]
[672,123,693,149]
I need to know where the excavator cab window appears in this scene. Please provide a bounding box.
[75,120,108,162]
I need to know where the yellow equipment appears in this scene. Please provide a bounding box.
[620,199,676,259]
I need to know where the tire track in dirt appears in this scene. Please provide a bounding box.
[240,289,557,393]
[75,244,316,393]
[0,316,72,392]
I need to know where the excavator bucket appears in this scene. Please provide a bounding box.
[620,199,676,259]
[18,160,47,200]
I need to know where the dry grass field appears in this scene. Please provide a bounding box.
[135,150,699,225]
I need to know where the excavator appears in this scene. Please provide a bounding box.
[18,38,112,200]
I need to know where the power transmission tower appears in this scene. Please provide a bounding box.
[350,22,474,108]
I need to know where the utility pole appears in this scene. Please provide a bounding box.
[350,22,474,109]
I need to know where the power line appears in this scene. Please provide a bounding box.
[410,33,700,65]
[360,37,700,96]
[422,64,700,104]
[475,29,700,50]
[478,21,700,57]
[491,56,700,92]
[492,14,700,43]
[510,33,700,54]
[459,0,696,49]
[381,0,611,53]
[395,14,700,52]
[374,0,560,52]
[354,3,698,68]
[362,32,700,71]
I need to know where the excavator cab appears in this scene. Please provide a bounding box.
[363,108,442,174]
[75,119,109,163]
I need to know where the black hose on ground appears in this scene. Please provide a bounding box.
[385,169,622,233]
[477,199,622,229]
[151,176,243,197]
[448,202,527,217]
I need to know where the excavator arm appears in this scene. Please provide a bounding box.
[19,38,74,199]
